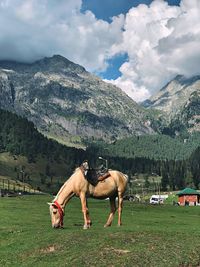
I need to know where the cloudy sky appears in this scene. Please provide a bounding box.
[0,0,200,102]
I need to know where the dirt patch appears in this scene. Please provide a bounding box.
[104,247,131,255]
[40,245,58,254]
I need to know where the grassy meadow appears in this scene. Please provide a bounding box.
[1,195,200,267]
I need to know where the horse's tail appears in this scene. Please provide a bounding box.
[123,173,128,188]
[123,173,128,181]
[118,172,128,190]
[120,172,128,183]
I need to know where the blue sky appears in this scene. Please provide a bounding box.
[82,1,181,22]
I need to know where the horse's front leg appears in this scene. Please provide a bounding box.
[117,192,123,226]
[80,193,91,229]
[85,198,92,227]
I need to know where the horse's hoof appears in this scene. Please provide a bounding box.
[104,224,111,228]
[83,225,89,230]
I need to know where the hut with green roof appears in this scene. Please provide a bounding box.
[176,188,200,206]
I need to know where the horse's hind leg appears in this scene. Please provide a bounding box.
[117,191,123,226]
[104,197,116,227]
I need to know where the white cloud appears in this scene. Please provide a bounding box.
[110,0,200,101]
[0,0,124,72]
[105,77,150,102]
[1,0,200,102]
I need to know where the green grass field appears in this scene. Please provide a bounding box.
[1,195,200,267]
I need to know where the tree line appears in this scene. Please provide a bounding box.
[1,108,200,191]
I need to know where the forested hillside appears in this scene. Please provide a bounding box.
[86,134,200,190]
[87,134,200,160]
[1,109,200,192]
[0,109,85,163]
[0,109,86,192]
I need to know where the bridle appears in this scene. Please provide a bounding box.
[52,200,64,228]
[51,161,89,228]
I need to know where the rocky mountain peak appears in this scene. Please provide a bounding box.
[33,55,86,74]
[143,75,200,119]
[143,74,200,136]
[0,55,154,147]
[0,54,86,74]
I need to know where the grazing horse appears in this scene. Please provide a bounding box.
[48,161,128,229]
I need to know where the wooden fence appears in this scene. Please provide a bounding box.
[0,177,39,195]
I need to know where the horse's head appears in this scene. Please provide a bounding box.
[48,201,64,228]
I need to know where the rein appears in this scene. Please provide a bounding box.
[53,200,64,227]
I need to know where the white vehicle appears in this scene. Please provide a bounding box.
[150,194,168,204]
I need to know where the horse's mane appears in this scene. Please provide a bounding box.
[73,167,80,173]
[53,167,81,201]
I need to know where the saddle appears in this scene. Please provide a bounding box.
[80,161,110,186]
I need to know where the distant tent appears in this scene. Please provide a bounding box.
[176,188,200,206]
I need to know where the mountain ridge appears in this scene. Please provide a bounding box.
[0,55,154,146]
[142,74,200,136]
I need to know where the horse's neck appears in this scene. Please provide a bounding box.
[54,176,74,208]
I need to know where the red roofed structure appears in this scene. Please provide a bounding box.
[176,188,200,206]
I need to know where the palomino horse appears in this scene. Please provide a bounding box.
[48,161,128,229]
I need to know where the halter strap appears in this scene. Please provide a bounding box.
[53,200,64,227]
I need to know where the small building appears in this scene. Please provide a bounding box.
[176,188,200,206]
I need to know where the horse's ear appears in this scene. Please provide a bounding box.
[82,160,89,170]
[47,202,52,206]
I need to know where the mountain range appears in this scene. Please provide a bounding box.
[0,55,200,145]
[143,75,200,136]
[0,55,154,147]
[1,56,200,192]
